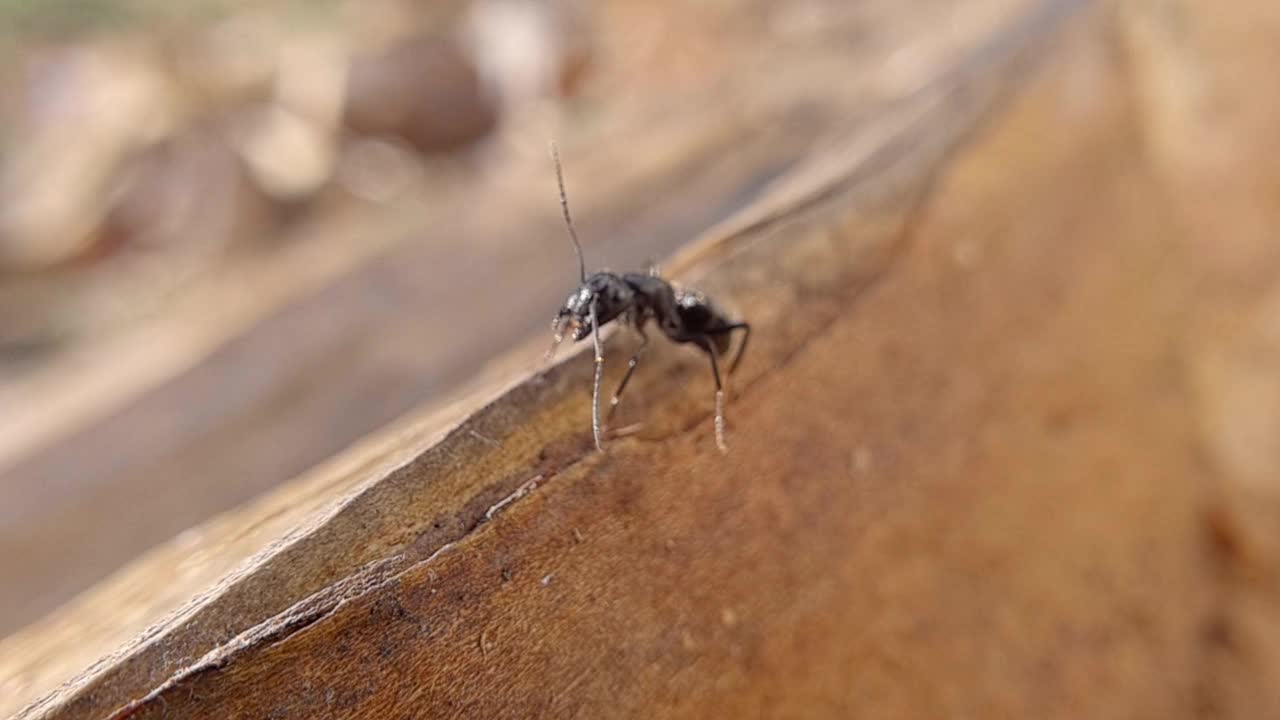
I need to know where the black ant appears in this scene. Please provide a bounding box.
[543,143,750,452]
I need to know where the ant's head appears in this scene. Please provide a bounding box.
[554,284,598,343]
[552,272,628,339]
[546,272,634,360]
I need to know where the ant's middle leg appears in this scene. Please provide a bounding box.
[606,325,649,424]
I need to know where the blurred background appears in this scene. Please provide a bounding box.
[0,0,1033,640]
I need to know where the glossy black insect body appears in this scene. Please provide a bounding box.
[545,143,750,452]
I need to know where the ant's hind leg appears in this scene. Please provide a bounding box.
[695,337,728,453]
[606,326,649,424]
[718,322,751,375]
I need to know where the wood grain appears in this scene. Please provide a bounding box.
[6,0,1280,717]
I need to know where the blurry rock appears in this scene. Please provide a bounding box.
[0,132,259,357]
[95,134,246,265]
[231,28,347,203]
[344,34,498,155]
[465,0,561,108]
[237,105,338,202]
[0,44,176,273]
[464,0,593,106]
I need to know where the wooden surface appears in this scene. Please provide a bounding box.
[0,0,1003,638]
[5,0,1280,717]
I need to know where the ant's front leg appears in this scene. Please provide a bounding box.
[589,300,606,451]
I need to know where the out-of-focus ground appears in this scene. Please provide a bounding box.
[0,0,1029,638]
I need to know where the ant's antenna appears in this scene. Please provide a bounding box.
[549,141,587,283]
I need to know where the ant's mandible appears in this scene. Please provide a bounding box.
[543,143,750,452]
